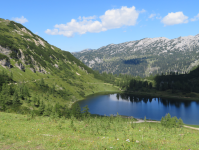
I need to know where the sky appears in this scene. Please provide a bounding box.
[1,0,199,52]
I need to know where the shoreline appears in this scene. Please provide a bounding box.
[123,90,199,101]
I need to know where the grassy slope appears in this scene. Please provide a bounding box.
[0,18,119,110]
[1,112,199,149]
[0,61,118,109]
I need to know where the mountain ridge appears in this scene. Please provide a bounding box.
[73,33,199,77]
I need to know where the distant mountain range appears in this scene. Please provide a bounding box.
[73,34,199,77]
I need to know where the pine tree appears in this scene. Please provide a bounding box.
[37,99,40,107]
[0,94,6,111]
[165,113,171,128]
[72,103,82,119]
[40,78,45,87]
[43,103,52,116]
[38,100,45,115]
[9,85,15,95]
[32,95,37,106]
[1,84,12,105]
[13,90,20,105]
[82,105,90,117]
[55,103,61,117]
[10,71,13,79]
[178,118,184,128]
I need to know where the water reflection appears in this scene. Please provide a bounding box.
[116,93,192,108]
[78,93,199,125]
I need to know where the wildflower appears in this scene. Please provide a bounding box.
[126,139,130,142]
[117,138,119,140]
[110,147,113,148]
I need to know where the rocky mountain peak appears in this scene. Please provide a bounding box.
[73,33,199,77]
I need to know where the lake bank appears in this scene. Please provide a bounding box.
[124,89,199,101]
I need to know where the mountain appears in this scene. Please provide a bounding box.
[0,18,117,112]
[73,34,199,77]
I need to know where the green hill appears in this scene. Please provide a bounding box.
[0,18,118,114]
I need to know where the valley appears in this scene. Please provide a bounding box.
[0,17,199,150]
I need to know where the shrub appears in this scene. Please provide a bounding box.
[161,113,183,128]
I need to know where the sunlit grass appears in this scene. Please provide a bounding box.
[0,112,199,149]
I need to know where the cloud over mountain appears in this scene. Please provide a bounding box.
[11,16,28,24]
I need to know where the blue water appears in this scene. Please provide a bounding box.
[78,93,199,125]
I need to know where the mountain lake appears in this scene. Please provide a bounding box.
[78,93,199,125]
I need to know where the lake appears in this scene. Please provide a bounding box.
[78,93,199,125]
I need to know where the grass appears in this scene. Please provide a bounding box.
[1,112,199,149]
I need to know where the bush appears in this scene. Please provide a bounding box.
[161,113,183,128]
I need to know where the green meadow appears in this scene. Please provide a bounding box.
[1,112,199,150]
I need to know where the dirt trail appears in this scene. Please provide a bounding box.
[134,119,199,131]
[183,125,199,131]
[134,119,160,123]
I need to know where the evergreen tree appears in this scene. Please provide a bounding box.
[13,90,20,105]
[149,82,152,89]
[82,105,90,117]
[0,94,6,111]
[32,95,37,106]
[54,103,61,117]
[72,103,82,119]
[43,103,52,116]
[10,71,13,79]
[40,78,45,87]
[38,100,45,115]
[178,118,184,128]
[37,99,40,107]
[9,85,15,95]
[1,83,12,105]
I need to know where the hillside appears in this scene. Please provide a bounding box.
[0,18,118,113]
[73,34,199,77]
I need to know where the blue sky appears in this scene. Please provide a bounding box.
[1,0,199,52]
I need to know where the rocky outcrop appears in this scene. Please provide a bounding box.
[54,64,59,69]
[35,65,48,74]
[15,63,25,71]
[0,59,10,68]
[29,68,36,73]
[0,45,11,56]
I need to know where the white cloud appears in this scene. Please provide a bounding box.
[12,16,28,24]
[149,13,161,20]
[149,14,156,19]
[45,6,141,37]
[161,12,188,26]
[190,13,199,21]
[100,6,139,29]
